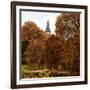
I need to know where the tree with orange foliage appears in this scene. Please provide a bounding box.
[55,12,80,40]
[46,34,63,70]
[21,21,47,41]
[21,21,48,68]
[55,13,80,75]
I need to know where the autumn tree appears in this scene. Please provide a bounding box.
[21,21,48,41]
[24,39,47,68]
[21,21,48,67]
[55,12,80,40]
[55,13,80,75]
[46,34,63,70]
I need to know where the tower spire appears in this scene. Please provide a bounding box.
[45,20,51,34]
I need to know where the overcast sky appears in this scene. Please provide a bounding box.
[21,11,60,34]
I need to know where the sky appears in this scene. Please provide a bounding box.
[21,11,60,34]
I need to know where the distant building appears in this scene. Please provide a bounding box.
[45,20,51,34]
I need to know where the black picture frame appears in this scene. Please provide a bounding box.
[11,1,88,89]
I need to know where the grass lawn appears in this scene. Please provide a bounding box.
[21,64,70,79]
[21,64,51,78]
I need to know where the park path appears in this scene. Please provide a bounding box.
[28,69,48,73]
[27,69,69,75]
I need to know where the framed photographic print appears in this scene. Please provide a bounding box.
[11,1,88,89]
